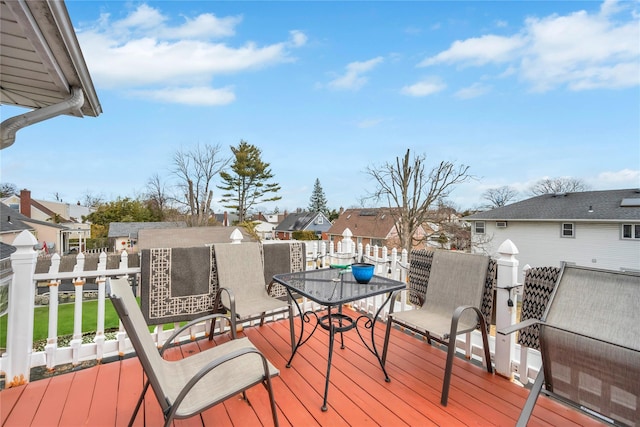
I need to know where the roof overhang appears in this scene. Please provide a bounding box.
[0,0,101,148]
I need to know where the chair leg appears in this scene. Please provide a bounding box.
[129,379,150,427]
[516,370,544,427]
[441,330,458,406]
[441,305,467,406]
[479,317,493,374]
[263,377,280,427]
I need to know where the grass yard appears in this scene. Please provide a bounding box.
[0,298,193,350]
[0,299,122,349]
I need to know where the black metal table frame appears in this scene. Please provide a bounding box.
[273,268,405,411]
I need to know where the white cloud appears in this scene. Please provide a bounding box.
[592,169,640,186]
[133,86,236,106]
[166,13,241,39]
[289,30,308,47]
[401,77,446,97]
[327,57,384,91]
[419,34,525,67]
[522,7,639,91]
[418,0,640,92]
[76,4,306,104]
[454,83,492,99]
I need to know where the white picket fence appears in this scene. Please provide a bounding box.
[1,228,535,389]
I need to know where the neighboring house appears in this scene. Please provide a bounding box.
[108,222,188,252]
[0,242,16,316]
[327,208,430,251]
[465,188,640,277]
[2,189,93,253]
[254,212,287,224]
[253,220,277,240]
[0,202,67,253]
[138,226,255,249]
[212,211,239,226]
[249,212,287,240]
[274,211,332,240]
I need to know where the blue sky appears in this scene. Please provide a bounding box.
[2,0,639,214]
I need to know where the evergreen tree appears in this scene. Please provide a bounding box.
[308,178,328,214]
[218,140,281,223]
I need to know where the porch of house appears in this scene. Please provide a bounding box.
[1,307,602,427]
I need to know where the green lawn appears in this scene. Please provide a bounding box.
[0,299,191,349]
[0,299,122,349]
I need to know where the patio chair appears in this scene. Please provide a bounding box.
[499,264,640,427]
[381,250,495,406]
[514,266,561,385]
[210,242,295,351]
[108,277,280,427]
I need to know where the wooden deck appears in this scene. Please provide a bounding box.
[1,308,604,427]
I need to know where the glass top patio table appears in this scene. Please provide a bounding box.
[273,267,406,412]
[273,267,406,305]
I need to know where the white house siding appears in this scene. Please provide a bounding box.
[471,221,640,280]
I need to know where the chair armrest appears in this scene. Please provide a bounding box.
[173,346,274,409]
[497,318,541,336]
[160,312,234,354]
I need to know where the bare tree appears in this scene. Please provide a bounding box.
[172,143,230,226]
[481,186,518,208]
[81,191,105,208]
[145,173,169,220]
[0,183,17,198]
[528,177,589,196]
[366,149,472,253]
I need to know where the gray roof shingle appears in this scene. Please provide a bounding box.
[465,189,640,221]
[107,222,188,238]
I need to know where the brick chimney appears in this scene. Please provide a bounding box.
[20,189,31,218]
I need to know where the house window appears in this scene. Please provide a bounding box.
[316,217,323,225]
[622,224,640,240]
[561,223,575,238]
[474,221,485,234]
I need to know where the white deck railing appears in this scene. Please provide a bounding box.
[1,228,537,388]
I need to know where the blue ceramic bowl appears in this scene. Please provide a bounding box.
[351,263,375,284]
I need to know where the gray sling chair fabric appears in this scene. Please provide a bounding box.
[108,277,280,427]
[381,250,494,406]
[210,242,295,352]
[500,264,640,427]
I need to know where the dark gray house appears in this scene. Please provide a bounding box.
[274,211,332,240]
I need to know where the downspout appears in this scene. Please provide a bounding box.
[0,86,84,150]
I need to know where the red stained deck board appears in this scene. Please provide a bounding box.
[30,372,73,427]
[57,366,99,426]
[0,382,24,424]
[0,307,609,427]
[2,377,49,426]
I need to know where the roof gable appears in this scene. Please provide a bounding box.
[274,211,331,232]
[0,202,32,233]
[328,208,398,239]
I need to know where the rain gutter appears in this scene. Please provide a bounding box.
[0,87,84,150]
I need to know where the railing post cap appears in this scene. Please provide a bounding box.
[12,230,38,249]
[230,228,244,243]
[497,239,519,255]
[342,228,352,238]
